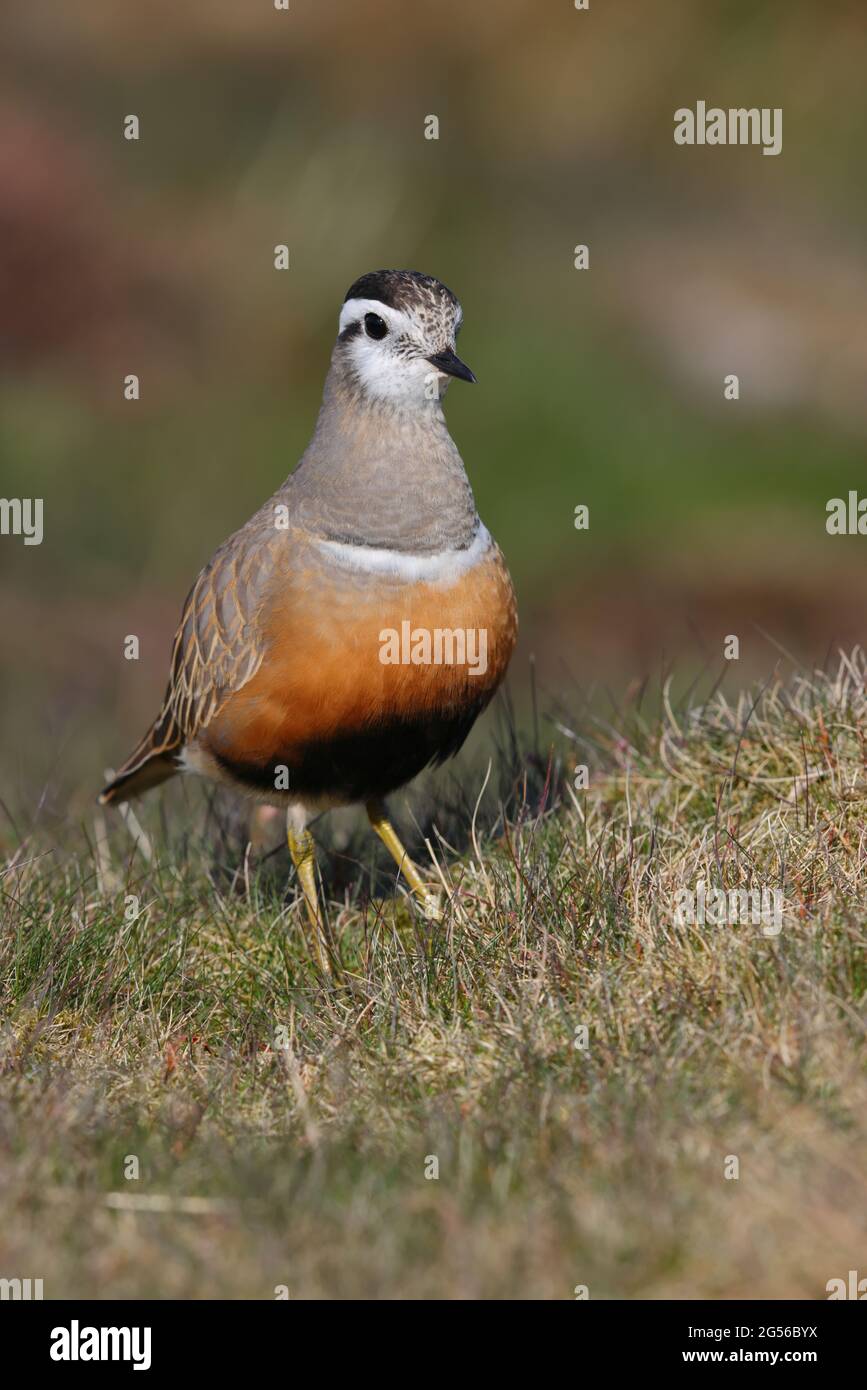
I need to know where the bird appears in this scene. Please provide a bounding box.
[100,270,518,972]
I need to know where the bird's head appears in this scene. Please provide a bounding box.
[334,269,475,407]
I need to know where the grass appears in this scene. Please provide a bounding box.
[1,653,866,1299]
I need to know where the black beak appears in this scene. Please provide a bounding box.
[426,348,476,383]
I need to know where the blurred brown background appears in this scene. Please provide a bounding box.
[1,0,866,825]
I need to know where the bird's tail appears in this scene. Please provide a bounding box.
[99,729,179,806]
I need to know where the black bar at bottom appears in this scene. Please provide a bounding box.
[5,1298,861,1374]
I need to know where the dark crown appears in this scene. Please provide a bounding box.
[343,269,460,314]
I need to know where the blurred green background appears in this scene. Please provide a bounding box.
[1,0,866,822]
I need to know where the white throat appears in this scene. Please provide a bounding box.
[338,297,447,406]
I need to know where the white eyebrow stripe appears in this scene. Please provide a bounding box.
[338,297,412,335]
[317,524,492,584]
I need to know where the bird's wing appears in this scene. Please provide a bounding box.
[156,520,284,751]
[103,516,286,795]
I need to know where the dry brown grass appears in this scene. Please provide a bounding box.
[1,655,865,1298]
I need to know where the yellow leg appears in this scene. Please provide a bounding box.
[287,825,331,973]
[365,799,443,922]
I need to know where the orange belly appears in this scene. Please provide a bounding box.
[201,545,517,801]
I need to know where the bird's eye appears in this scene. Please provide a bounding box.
[364,312,388,340]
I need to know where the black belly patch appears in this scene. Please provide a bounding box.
[213,704,488,803]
